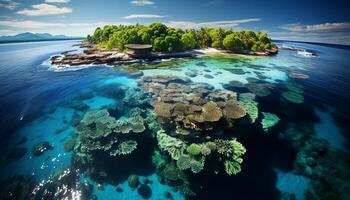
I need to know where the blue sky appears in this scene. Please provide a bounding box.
[0,0,350,44]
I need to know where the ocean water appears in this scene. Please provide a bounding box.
[0,40,349,200]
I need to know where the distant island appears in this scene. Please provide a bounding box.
[51,23,278,66]
[0,32,83,43]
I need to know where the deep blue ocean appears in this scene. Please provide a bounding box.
[0,40,349,200]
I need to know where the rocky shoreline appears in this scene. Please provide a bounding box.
[50,42,278,67]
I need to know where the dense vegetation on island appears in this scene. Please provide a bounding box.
[86,23,275,53]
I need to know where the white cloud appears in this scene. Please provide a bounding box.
[130,0,154,6]
[16,4,72,16]
[275,22,350,45]
[281,22,350,32]
[168,19,261,29]
[0,29,16,35]
[270,31,350,45]
[0,20,61,28]
[123,14,165,19]
[0,0,19,10]
[45,0,70,3]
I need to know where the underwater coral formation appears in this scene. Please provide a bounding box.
[239,93,259,123]
[156,129,246,175]
[139,75,248,133]
[74,108,145,163]
[282,123,350,200]
[282,82,304,104]
[261,112,280,132]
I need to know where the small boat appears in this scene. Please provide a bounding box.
[297,50,315,57]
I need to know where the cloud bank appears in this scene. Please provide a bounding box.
[16,4,72,16]
[168,19,261,29]
[45,0,70,3]
[123,14,165,19]
[281,22,350,32]
[0,0,19,10]
[130,0,154,6]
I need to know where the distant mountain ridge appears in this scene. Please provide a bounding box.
[0,32,82,42]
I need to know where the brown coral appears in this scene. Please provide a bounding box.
[139,75,247,133]
[222,100,247,119]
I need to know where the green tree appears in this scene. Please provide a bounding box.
[181,33,197,50]
[223,33,244,51]
[153,37,167,52]
[208,28,225,48]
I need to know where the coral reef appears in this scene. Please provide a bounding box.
[74,108,145,164]
[110,140,138,156]
[239,93,259,123]
[123,87,151,107]
[282,82,304,104]
[139,75,247,133]
[156,129,246,175]
[215,138,246,175]
[282,123,350,200]
[261,112,280,132]
[156,130,186,160]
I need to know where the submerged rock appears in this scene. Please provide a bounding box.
[203,74,214,79]
[142,178,153,185]
[137,184,152,199]
[185,71,197,77]
[224,68,246,75]
[31,141,53,156]
[128,174,139,189]
[164,191,173,199]
[116,186,124,192]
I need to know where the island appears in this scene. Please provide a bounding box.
[50,23,278,66]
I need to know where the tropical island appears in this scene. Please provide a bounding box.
[50,23,278,66]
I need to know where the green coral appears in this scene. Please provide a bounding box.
[75,109,146,164]
[176,154,192,170]
[224,160,242,175]
[110,140,138,156]
[151,150,167,170]
[205,141,217,151]
[239,95,259,123]
[186,144,201,156]
[215,138,246,175]
[200,145,211,156]
[162,163,187,181]
[261,112,280,132]
[156,130,187,160]
[176,154,205,173]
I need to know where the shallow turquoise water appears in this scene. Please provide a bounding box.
[0,40,349,200]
